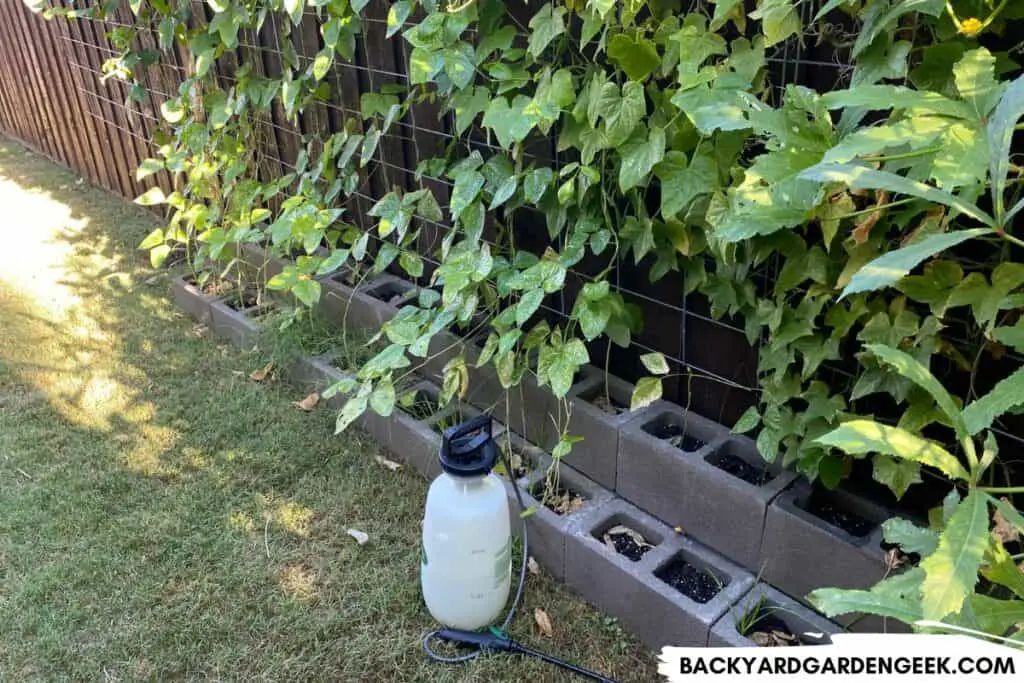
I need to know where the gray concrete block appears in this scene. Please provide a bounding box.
[171,275,214,324]
[512,462,613,581]
[709,583,840,647]
[317,272,414,331]
[557,367,668,491]
[760,482,889,607]
[570,523,754,649]
[208,299,267,349]
[619,406,789,570]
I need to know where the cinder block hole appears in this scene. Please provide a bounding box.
[641,412,707,452]
[187,275,236,297]
[590,513,663,562]
[799,489,878,538]
[654,552,727,604]
[247,303,279,322]
[223,285,263,311]
[578,382,629,416]
[496,438,542,480]
[735,597,831,646]
[705,442,775,486]
[530,476,589,516]
[368,280,414,305]
[399,387,442,422]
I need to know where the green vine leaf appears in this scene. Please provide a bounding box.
[640,352,670,375]
[619,126,666,192]
[527,4,565,59]
[919,490,988,621]
[607,34,660,81]
[134,186,167,206]
[732,406,760,433]
[630,377,663,411]
[482,95,537,149]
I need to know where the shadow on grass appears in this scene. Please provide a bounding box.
[0,138,655,682]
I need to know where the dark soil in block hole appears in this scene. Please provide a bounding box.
[597,526,655,562]
[656,556,723,604]
[369,281,412,306]
[644,419,706,452]
[803,489,876,538]
[707,451,774,486]
[223,287,261,311]
[531,479,587,516]
[401,390,442,422]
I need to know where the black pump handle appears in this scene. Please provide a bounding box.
[443,413,491,443]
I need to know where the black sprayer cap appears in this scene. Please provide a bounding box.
[439,414,497,478]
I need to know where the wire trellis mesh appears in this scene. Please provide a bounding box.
[48,0,1024,457]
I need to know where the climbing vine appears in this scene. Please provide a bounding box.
[34,0,1024,636]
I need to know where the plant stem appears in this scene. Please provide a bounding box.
[979,486,1024,494]
[944,0,962,30]
[837,197,915,220]
[979,0,1011,32]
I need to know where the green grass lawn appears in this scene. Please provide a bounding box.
[0,137,656,682]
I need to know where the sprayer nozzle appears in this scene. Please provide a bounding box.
[434,627,514,653]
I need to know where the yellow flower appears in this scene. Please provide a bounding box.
[959,17,984,37]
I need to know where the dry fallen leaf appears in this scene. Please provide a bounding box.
[293,392,320,412]
[534,608,553,638]
[993,499,1020,544]
[249,362,274,382]
[527,556,540,576]
[375,455,403,472]
[751,629,799,647]
[674,526,684,535]
[884,548,906,574]
[346,529,369,545]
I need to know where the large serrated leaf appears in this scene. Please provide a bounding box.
[919,491,988,621]
[988,73,1024,225]
[808,568,925,623]
[836,228,994,298]
[865,344,968,440]
[963,366,1024,435]
[799,164,994,228]
[882,518,938,556]
[816,420,968,481]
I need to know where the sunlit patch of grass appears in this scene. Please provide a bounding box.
[0,136,656,681]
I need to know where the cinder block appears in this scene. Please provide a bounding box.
[511,462,612,581]
[556,367,668,490]
[709,583,840,647]
[209,299,267,349]
[620,405,798,570]
[760,482,889,607]
[171,275,215,324]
